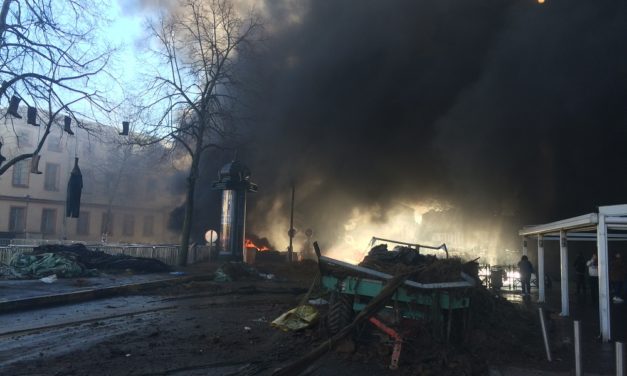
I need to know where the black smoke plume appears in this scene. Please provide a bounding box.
[192,0,627,255]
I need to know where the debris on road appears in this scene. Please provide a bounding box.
[10,252,87,278]
[3,243,170,279]
[308,298,328,306]
[213,262,261,282]
[273,268,413,376]
[303,241,546,374]
[271,304,319,332]
[359,243,477,283]
[39,274,58,284]
[0,257,569,376]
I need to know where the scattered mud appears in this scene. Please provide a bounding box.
[0,259,571,376]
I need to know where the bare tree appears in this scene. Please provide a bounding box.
[90,138,172,243]
[0,0,116,176]
[135,0,261,265]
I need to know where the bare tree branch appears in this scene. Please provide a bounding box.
[0,0,118,176]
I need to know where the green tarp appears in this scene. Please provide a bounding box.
[9,252,92,278]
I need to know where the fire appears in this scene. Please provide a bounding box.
[245,238,270,251]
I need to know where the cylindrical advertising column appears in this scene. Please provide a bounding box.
[219,190,235,257]
[234,189,247,262]
[213,160,257,262]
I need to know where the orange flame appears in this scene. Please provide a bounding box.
[245,239,270,251]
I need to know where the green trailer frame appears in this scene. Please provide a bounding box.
[321,274,470,320]
[314,244,475,370]
[317,253,474,320]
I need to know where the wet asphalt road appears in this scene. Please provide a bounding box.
[0,282,317,376]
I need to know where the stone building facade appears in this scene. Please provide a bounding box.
[0,110,180,244]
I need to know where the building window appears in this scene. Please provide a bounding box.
[123,214,134,236]
[101,212,114,236]
[143,215,154,236]
[11,160,29,187]
[9,206,26,232]
[47,137,63,152]
[44,163,60,191]
[77,211,90,235]
[40,208,57,234]
[146,179,157,201]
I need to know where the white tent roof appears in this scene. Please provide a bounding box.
[517,204,627,342]
[519,204,627,236]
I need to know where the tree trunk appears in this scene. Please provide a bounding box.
[0,0,12,39]
[179,161,199,266]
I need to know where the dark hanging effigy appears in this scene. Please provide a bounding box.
[66,157,83,218]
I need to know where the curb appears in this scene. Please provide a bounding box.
[0,273,214,314]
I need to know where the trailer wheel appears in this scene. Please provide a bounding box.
[327,292,353,335]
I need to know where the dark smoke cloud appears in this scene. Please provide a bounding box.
[192,0,627,253]
[436,1,627,220]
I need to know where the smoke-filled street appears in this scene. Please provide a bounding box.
[2,0,627,375]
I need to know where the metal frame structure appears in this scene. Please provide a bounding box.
[367,236,449,258]
[519,204,627,342]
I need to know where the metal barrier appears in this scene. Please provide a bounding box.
[0,242,213,266]
[8,239,73,246]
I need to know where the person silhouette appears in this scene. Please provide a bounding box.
[518,255,534,296]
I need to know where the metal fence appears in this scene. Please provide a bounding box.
[0,240,213,266]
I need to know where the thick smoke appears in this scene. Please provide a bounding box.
[227,0,627,258]
[140,0,627,261]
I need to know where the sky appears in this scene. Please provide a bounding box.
[103,3,146,108]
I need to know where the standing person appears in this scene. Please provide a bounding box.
[610,253,625,303]
[518,255,534,296]
[587,253,599,302]
[574,252,587,295]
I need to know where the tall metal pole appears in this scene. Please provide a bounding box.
[617,342,625,376]
[597,213,611,341]
[559,230,569,316]
[574,320,582,376]
[538,235,545,302]
[288,182,295,262]
[539,307,552,362]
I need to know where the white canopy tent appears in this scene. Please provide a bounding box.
[519,204,627,342]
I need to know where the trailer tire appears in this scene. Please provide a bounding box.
[327,292,353,335]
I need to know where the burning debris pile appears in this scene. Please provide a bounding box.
[246,236,285,263]
[2,244,170,279]
[313,243,545,374]
[358,244,478,283]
